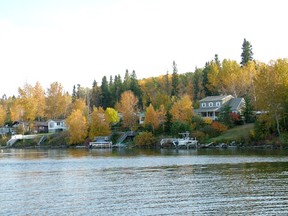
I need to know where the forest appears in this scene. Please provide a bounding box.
[1,39,288,146]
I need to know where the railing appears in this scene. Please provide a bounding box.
[7,134,38,146]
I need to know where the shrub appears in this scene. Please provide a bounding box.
[203,117,213,125]
[211,121,228,133]
[201,125,218,137]
[191,115,205,130]
[191,130,206,142]
[171,121,191,136]
[134,132,157,148]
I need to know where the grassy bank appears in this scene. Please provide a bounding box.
[210,123,254,144]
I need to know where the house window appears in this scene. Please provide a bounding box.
[216,102,220,107]
[209,102,213,107]
[201,103,206,108]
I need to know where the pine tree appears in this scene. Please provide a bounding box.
[72,85,77,103]
[90,80,101,109]
[171,61,179,97]
[130,70,143,109]
[243,96,254,123]
[100,76,111,109]
[241,38,253,66]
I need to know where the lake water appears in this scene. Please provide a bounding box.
[1,148,288,215]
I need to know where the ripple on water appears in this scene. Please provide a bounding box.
[1,150,288,215]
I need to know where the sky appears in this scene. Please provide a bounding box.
[0,0,288,96]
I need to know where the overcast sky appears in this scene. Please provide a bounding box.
[1,0,287,96]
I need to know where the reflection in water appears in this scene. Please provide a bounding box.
[0,148,288,215]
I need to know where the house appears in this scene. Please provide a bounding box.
[0,126,14,135]
[194,95,245,120]
[47,119,66,133]
[33,121,48,134]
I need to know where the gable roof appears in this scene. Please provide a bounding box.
[199,95,232,102]
[228,98,244,111]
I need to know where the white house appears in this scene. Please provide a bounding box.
[47,119,67,133]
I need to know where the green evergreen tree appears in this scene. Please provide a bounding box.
[171,61,179,97]
[219,104,233,128]
[90,80,101,109]
[241,38,253,66]
[123,69,131,91]
[72,85,77,103]
[114,75,123,104]
[193,68,205,101]
[164,111,172,134]
[165,70,170,95]
[100,76,111,109]
[202,62,211,97]
[130,70,143,109]
[243,95,255,123]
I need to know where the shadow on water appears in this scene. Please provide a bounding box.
[1,147,288,160]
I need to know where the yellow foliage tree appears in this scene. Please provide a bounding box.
[0,105,6,126]
[117,90,138,130]
[9,99,23,122]
[89,107,111,139]
[72,98,88,117]
[18,83,37,122]
[66,109,88,144]
[105,107,120,125]
[255,59,288,135]
[144,104,159,133]
[34,82,45,120]
[170,95,193,123]
[45,82,71,119]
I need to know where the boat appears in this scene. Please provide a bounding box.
[89,136,112,148]
[173,132,198,149]
[160,132,198,149]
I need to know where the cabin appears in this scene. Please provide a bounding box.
[194,95,245,120]
[47,119,66,133]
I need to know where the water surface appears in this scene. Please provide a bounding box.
[1,148,288,215]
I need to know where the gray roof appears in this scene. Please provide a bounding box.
[199,95,232,102]
[228,98,244,111]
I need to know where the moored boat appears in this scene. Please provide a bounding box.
[89,136,112,148]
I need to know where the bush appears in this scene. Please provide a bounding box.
[191,130,206,142]
[201,125,218,137]
[203,117,213,125]
[211,121,228,133]
[191,115,205,130]
[171,121,191,136]
[134,132,157,148]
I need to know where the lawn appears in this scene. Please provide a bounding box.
[211,123,254,143]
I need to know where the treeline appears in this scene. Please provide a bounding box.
[1,39,288,144]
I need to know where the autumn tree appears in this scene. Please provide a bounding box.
[170,95,194,124]
[105,107,120,125]
[18,83,37,122]
[9,98,23,122]
[45,82,71,119]
[117,90,138,130]
[66,109,88,144]
[255,59,288,135]
[34,82,45,120]
[144,104,159,133]
[72,98,89,117]
[241,38,253,66]
[0,105,6,126]
[89,107,111,139]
